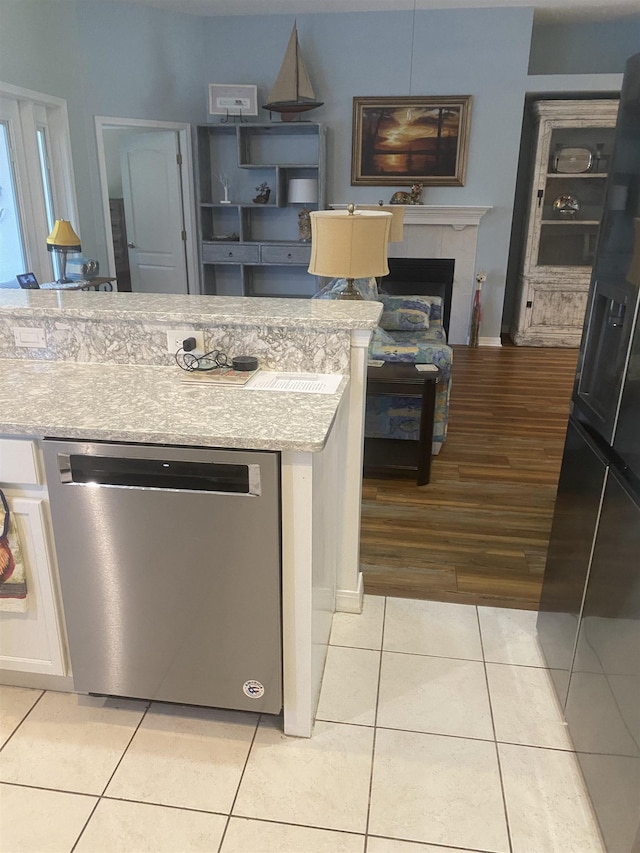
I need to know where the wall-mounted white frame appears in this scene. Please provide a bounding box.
[209,84,258,118]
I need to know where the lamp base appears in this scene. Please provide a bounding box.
[297,207,312,242]
[53,249,73,285]
[336,278,363,301]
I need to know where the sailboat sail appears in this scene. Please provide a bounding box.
[264,23,323,116]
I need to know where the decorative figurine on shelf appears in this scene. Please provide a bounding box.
[217,172,232,204]
[253,182,271,204]
[469,271,486,348]
[298,207,312,242]
[390,183,423,205]
[553,194,580,219]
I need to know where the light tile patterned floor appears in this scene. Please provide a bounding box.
[0,597,604,853]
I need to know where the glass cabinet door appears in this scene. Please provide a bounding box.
[511,99,619,348]
[538,125,616,269]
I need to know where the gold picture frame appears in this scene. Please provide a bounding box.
[351,95,472,187]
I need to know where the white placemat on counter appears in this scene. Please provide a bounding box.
[246,372,343,394]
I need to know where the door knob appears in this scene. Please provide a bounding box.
[127,242,136,249]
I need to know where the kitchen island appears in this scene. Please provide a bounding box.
[0,290,382,737]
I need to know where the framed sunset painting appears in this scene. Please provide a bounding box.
[351,96,472,187]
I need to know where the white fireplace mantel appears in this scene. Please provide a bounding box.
[330,204,491,228]
[329,204,493,345]
[401,205,491,228]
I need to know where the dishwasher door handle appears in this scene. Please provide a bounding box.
[58,453,73,484]
[55,452,263,496]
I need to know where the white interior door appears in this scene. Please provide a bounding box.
[121,131,188,294]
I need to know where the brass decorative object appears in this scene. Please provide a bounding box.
[390,183,423,205]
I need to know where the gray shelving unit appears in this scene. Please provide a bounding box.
[195,122,326,298]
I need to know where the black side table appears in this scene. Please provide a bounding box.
[364,362,441,486]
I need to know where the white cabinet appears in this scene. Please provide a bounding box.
[511,99,619,347]
[0,438,67,676]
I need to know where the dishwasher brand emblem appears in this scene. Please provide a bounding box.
[243,680,265,699]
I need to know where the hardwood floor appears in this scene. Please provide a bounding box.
[360,342,579,610]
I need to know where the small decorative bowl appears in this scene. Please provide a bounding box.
[553,194,580,219]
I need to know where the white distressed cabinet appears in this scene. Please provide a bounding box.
[511,99,619,347]
[0,438,67,676]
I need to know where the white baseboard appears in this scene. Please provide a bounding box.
[335,572,364,613]
[0,672,74,692]
[479,337,502,347]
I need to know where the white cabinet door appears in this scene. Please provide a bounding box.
[121,131,188,295]
[0,497,66,675]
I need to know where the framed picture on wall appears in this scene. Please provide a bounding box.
[351,95,472,187]
[208,84,258,118]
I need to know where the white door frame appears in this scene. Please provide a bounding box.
[95,116,198,294]
[0,81,79,283]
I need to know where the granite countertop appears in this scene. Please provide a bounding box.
[0,290,382,331]
[0,360,348,452]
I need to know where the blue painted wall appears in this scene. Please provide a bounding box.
[530,16,640,75]
[0,0,204,283]
[0,0,635,339]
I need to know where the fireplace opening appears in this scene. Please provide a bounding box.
[381,258,455,337]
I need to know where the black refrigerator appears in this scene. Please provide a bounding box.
[537,52,640,853]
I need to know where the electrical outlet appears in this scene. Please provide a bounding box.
[14,327,46,348]
[166,329,205,355]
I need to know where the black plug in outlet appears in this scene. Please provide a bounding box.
[182,337,197,352]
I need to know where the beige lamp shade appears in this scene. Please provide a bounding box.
[46,219,81,251]
[308,209,391,279]
[288,178,318,204]
[357,205,405,243]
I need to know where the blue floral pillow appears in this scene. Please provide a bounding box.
[371,326,396,345]
[380,298,430,331]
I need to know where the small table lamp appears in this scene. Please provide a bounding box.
[308,205,392,300]
[288,178,318,242]
[46,219,81,283]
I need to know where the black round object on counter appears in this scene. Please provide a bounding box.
[232,355,259,372]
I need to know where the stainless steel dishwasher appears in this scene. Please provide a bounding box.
[43,439,282,714]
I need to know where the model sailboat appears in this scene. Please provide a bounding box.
[263,23,323,120]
